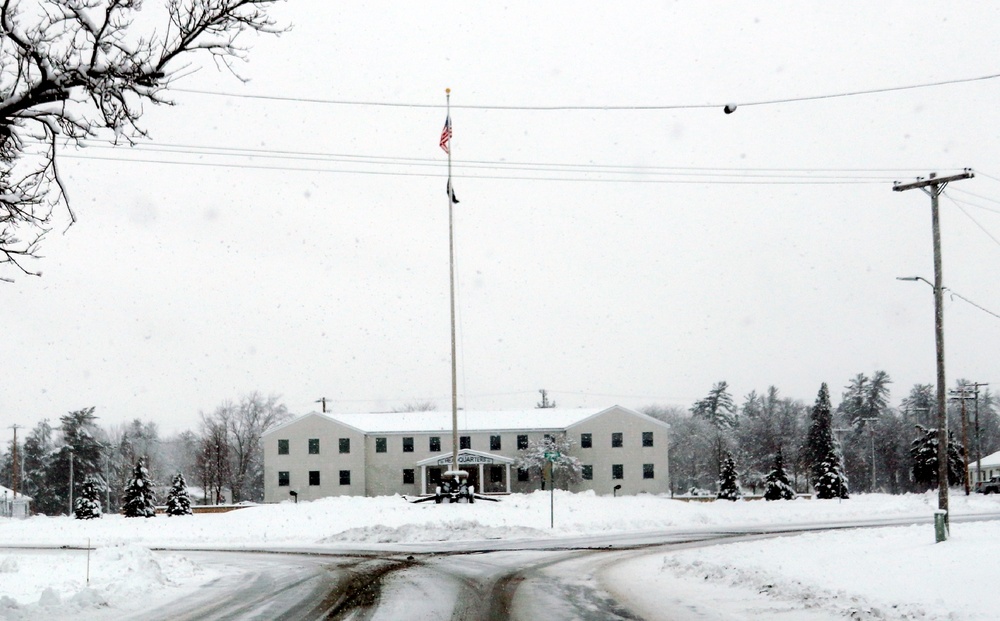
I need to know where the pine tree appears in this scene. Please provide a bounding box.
[763,448,796,501]
[910,425,965,488]
[805,383,849,499]
[74,475,104,519]
[692,381,738,429]
[165,472,193,516]
[717,453,742,501]
[121,458,157,518]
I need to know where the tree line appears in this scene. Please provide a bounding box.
[0,393,290,515]
[644,373,999,497]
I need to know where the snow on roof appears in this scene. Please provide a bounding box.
[970,450,1000,469]
[0,485,31,501]
[324,408,609,433]
[264,407,634,436]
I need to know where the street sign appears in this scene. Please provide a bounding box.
[544,451,560,461]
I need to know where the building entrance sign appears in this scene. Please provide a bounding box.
[436,453,495,466]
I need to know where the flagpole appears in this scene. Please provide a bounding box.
[446,88,459,478]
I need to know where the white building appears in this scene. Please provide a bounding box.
[968,449,1000,484]
[262,405,670,502]
[0,485,31,519]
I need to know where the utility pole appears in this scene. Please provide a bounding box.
[68,447,74,516]
[949,387,975,495]
[8,425,20,498]
[861,417,878,492]
[315,397,327,413]
[893,169,974,534]
[963,382,989,486]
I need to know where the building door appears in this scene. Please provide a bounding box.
[486,465,506,493]
[426,467,442,494]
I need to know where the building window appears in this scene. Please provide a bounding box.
[403,437,414,452]
[612,432,623,448]
[429,467,442,485]
[309,470,320,486]
[339,470,351,486]
[403,469,415,484]
[517,435,528,450]
[278,439,289,455]
[582,465,593,480]
[643,463,655,479]
[580,433,592,448]
[375,437,387,453]
[278,471,290,486]
[612,464,623,480]
[339,438,350,454]
[490,466,504,483]
[517,468,529,482]
[642,432,654,447]
[490,435,502,451]
[429,436,441,452]
[460,436,471,450]
[308,438,320,454]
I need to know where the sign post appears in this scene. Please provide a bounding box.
[545,451,560,528]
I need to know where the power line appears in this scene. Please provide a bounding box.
[945,194,1000,251]
[65,138,929,180]
[59,152,895,185]
[947,194,1000,216]
[972,170,1000,185]
[173,71,1000,111]
[950,187,1000,207]
[946,289,1000,322]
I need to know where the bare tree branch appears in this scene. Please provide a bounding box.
[0,0,285,280]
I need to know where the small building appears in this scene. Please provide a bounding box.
[968,450,1000,484]
[262,405,670,502]
[1,485,31,519]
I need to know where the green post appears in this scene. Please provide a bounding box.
[544,451,560,529]
[934,510,949,543]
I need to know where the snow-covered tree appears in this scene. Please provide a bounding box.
[691,381,737,429]
[910,425,965,488]
[717,453,741,501]
[840,371,892,429]
[165,472,192,516]
[736,386,808,492]
[43,407,104,515]
[19,419,53,511]
[121,458,156,518]
[804,383,849,499]
[763,448,795,501]
[0,0,283,281]
[74,474,104,519]
[514,434,582,489]
[901,383,936,427]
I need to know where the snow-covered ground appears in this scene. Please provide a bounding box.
[1,491,998,619]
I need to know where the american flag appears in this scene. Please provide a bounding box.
[439,115,452,154]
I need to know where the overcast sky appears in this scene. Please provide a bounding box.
[6,2,1000,436]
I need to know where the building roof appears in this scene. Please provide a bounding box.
[970,450,1000,469]
[264,405,667,437]
[0,485,31,501]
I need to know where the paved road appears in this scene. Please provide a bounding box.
[112,511,1000,620]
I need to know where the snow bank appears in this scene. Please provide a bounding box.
[0,544,223,619]
[2,491,997,549]
[604,520,1000,621]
